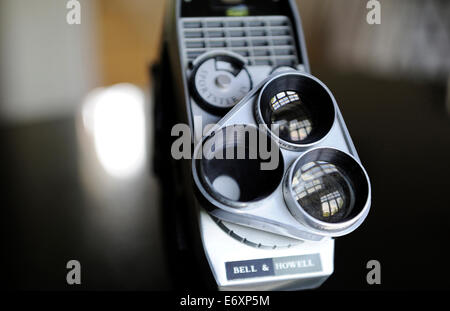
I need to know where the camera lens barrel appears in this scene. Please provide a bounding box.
[283,147,371,236]
[194,125,284,209]
[256,73,336,150]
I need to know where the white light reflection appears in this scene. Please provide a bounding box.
[82,84,146,178]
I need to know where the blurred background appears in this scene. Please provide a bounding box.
[1,0,449,290]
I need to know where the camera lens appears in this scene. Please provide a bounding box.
[292,160,354,223]
[284,148,370,236]
[270,91,313,142]
[195,125,284,207]
[257,73,335,149]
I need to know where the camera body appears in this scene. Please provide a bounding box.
[152,0,371,290]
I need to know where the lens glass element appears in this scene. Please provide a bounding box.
[269,91,313,143]
[198,125,284,205]
[291,160,355,223]
[258,74,335,146]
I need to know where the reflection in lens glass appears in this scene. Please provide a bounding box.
[199,126,284,204]
[269,91,313,143]
[291,161,355,223]
[212,175,241,201]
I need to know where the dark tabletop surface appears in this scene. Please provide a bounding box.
[2,68,449,290]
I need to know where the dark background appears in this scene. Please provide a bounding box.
[1,0,449,290]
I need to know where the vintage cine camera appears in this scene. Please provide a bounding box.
[152,0,371,290]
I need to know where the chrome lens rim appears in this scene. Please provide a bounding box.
[283,147,371,236]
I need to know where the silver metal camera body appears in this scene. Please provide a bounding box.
[154,0,371,291]
[192,71,372,241]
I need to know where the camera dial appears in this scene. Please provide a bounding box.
[189,53,252,115]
